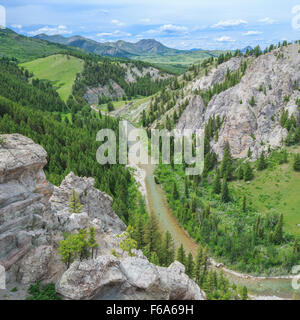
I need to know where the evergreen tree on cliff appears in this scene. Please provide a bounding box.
[220,141,233,180]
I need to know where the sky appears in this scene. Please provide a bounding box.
[1,0,300,50]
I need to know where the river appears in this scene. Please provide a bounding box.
[139,161,299,300]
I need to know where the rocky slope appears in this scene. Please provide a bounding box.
[84,64,170,105]
[0,134,205,300]
[177,44,300,159]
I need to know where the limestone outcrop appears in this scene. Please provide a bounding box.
[0,134,53,271]
[177,44,300,159]
[56,256,206,300]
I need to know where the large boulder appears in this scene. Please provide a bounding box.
[56,256,206,301]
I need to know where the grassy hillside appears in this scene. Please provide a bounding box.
[132,50,227,74]
[0,28,82,63]
[233,146,300,236]
[21,54,84,101]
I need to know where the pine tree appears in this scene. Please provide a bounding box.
[294,154,300,171]
[237,166,244,180]
[220,141,233,180]
[162,231,175,267]
[258,151,267,170]
[173,182,179,199]
[88,227,99,259]
[135,214,145,249]
[243,162,254,181]
[176,244,186,266]
[186,252,194,278]
[204,204,211,219]
[212,170,221,194]
[150,252,160,265]
[221,180,230,203]
[68,190,83,214]
[190,197,197,213]
[273,214,283,244]
[117,226,138,257]
[194,245,203,283]
[77,229,90,261]
[58,234,80,269]
[184,177,189,198]
[144,213,161,253]
[294,127,300,144]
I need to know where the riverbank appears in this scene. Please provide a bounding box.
[133,161,298,299]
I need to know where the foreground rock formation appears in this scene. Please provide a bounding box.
[0,134,205,300]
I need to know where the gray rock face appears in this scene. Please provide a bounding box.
[18,245,64,285]
[123,64,170,83]
[56,256,206,300]
[50,172,126,234]
[84,80,125,105]
[188,57,243,92]
[177,45,300,159]
[0,134,53,270]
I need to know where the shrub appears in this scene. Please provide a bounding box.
[26,282,61,300]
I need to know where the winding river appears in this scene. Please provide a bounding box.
[139,161,299,300]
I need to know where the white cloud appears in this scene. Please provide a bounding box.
[212,19,248,28]
[111,19,125,26]
[215,36,235,42]
[243,30,263,36]
[28,25,72,36]
[146,24,188,35]
[11,24,22,29]
[259,17,277,25]
[97,30,131,38]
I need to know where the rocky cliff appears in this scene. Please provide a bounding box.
[0,134,205,300]
[176,44,300,159]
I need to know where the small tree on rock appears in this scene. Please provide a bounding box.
[68,190,83,214]
[117,226,137,257]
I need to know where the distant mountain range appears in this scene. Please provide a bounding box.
[34,34,185,58]
[241,46,253,53]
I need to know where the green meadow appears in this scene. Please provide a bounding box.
[233,147,300,236]
[21,54,84,101]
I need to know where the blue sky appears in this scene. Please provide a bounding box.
[2,0,300,50]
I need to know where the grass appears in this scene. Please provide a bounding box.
[132,50,227,74]
[98,99,128,112]
[21,54,84,101]
[233,148,300,236]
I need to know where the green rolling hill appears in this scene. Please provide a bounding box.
[0,28,84,63]
[21,54,84,101]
